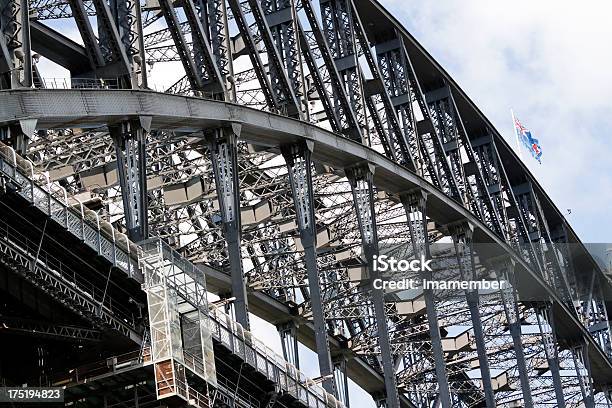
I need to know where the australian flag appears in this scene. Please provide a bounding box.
[514,116,543,163]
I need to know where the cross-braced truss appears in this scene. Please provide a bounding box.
[1,0,611,407]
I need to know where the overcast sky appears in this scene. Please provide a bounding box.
[390,0,612,244]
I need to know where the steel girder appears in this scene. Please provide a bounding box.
[299,0,360,139]
[182,0,227,96]
[0,316,103,341]
[426,87,504,239]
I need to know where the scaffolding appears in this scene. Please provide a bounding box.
[140,238,216,406]
[139,238,345,408]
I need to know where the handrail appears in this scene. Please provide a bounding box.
[0,141,140,278]
[49,348,151,387]
[207,306,343,408]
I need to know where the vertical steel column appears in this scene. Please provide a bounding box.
[196,0,234,99]
[571,342,595,408]
[244,0,302,117]
[589,283,612,357]
[261,0,306,111]
[300,0,361,140]
[346,165,399,408]
[536,304,566,407]
[90,0,132,82]
[282,142,335,395]
[0,118,36,155]
[0,0,32,88]
[158,0,205,92]
[278,321,300,369]
[350,7,415,170]
[320,0,368,139]
[400,190,452,408]
[111,0,147,87]
[494,258,534,407]
[110,117,151,241]
[226,0,278,110]
[427,87,503,238]
[513,182,573,303]
[67,0,105,73]
[333,356,350,407]
[206,125,250,330]
[451,223,495,408]
[182,0,226,96]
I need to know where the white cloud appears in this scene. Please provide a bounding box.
[389,0,612,242]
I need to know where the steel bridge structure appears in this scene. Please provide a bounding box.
[0,0,610,407]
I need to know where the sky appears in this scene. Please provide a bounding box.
[388,0,612,244]
[35,0,612,405]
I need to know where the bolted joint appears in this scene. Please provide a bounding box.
[399,188,428,210]
[110,118,150,241]
[345,162,375,186]
[281,142,315,237]
[447,220,475,242]
[346,164,378,249]
[205,126,241,229]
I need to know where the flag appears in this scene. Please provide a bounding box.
[513,115,543,163]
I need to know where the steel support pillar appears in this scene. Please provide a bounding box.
[571,342,595,408]
[536,304,566,407]
[206,125,250,330]
[111,0,146,87]
[110,117,151,242]
[90,0,132,83]
[282,142,335,395]
[182,0,226,95]
[451,223,495,408]
[0,118,36,155]
[245,0,302,117]
[261,0,306,111]
[197,0,234,99]
[277,321,300,369]
[346,165,399,408]
[300,0,361,140]
[320,0,368,138]
[67,0,105,73]
[400,190,452,408]
[493,258,534,407]
[333,356,350,407]
[0,0,32,88]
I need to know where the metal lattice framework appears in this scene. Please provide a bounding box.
[1,0,611,407]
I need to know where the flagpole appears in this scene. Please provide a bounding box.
[511,109,523,160]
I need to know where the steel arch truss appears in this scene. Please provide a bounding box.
[2,0,611,406]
